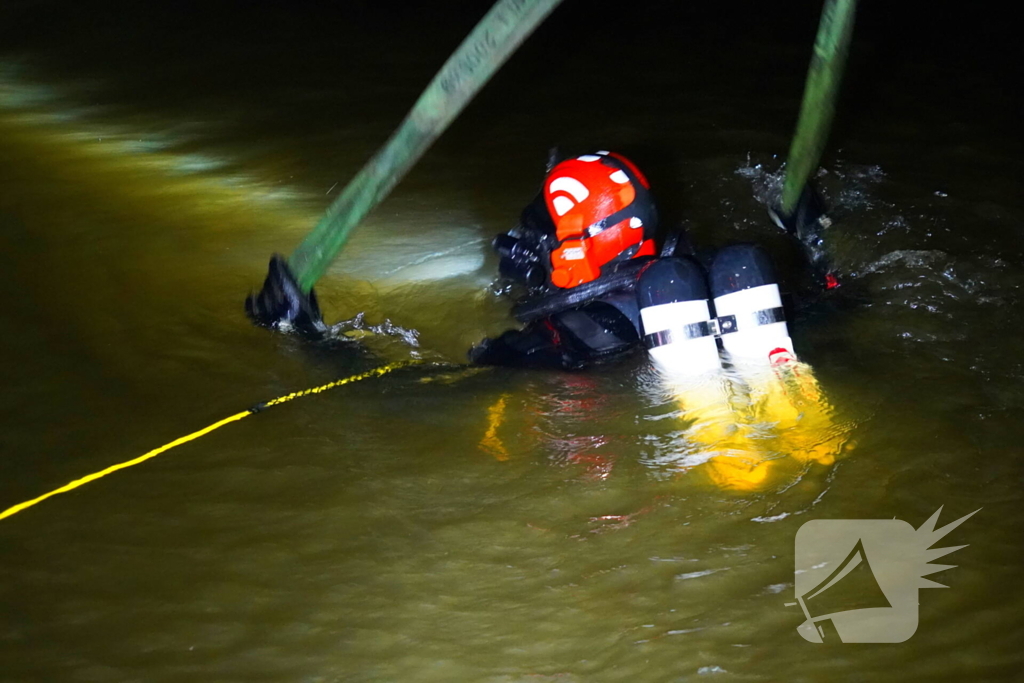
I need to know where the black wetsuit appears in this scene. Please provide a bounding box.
[469,292,644,370]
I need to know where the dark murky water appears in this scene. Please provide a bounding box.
[2,2,1022,680]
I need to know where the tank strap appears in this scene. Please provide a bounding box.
[644,321,715,349]
[716,306,786,335]
[643,306,785,349]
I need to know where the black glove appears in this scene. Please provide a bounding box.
[767,183,837,288]
[245,254,328,338]
[469,327,585,371]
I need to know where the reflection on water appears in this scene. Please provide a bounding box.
[635,359,854,493]
[1,3,1023,681]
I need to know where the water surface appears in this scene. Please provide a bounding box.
[1,2,1021,681]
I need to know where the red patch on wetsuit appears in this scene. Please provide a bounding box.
[542,319,562,346]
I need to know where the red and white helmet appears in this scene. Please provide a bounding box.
[542,151,657,288]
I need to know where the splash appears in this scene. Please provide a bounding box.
[329,311,421,348]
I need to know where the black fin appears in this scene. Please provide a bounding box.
[245,254,328,338]
[767,183,837,289]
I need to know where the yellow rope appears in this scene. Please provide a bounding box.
[0,359,423,522]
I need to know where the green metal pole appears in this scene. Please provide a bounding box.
[288,0,564,293]
[780,0,858,215]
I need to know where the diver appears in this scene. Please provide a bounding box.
[246,150,830,376]
[467,150,824,373]
[461,151,848,491]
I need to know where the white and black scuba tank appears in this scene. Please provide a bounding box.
[637,245,795,374]
[708,244,794,365]
[636,257,722,376]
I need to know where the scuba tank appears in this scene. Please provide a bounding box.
[636,257,721,376]
[636,245,794,374]
[708,244,794,365]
